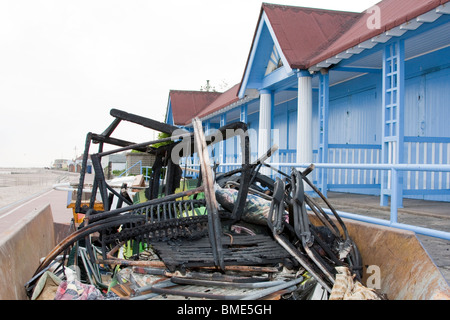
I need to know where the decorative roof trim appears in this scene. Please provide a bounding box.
[308,4,450,73]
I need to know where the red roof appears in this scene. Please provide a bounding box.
[195,84,240,119]
[169,90,222,126]
[309,0,450,67]
[243,0,450,73]
[262,3,362,69]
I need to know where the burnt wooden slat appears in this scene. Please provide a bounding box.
[152,234,290,271]
[110,108,179,134]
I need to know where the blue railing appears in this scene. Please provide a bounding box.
[157,158,450,240]
[270,162,450,240]
[118,160,142,178]
[141,166,152,181]
[117,161,152,181]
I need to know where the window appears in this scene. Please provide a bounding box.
[265,45,283,76]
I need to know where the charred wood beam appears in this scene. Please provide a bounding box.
[76,132,93,213]
[105,181,133,207]
[101,118,121,138]
[90,133,147,152]
[89,152,135,212]
[267,178,285,234]
[193,118,224,270]
[77,110,189,212]
[110,108,179,134]
[94,131,194,157]
[272,233,333,293]
[147,155,163,200]
[97,138,169,157]
[300,169,351,242]
[290,169,336,284]
[164,157,182,197]
[252,144,279,166]
[89,178,99,212]
[213,122,251,222]
[91,153,110,211]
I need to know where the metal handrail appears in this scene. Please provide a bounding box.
[119,160,142,177]
[172,161,450,240]
[141,166,152,181]
[270,162,450,241]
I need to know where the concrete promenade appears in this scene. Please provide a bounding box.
[0,188,73,234]
[0,169,83,236]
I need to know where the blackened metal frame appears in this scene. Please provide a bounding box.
[74,109,252,271]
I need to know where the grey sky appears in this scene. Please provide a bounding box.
[0,0,379,167]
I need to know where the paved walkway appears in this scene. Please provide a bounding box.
[315,191,450,283]
[0,188,74,235]
[322,191,450,220]
[0,172,91,235]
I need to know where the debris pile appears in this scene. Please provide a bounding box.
[25,109,384,300]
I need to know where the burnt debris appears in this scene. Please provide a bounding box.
[26,109,383,300]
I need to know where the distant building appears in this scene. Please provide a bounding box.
[126,152,156,176]
[68,155,92,173]
[52,159,69,170]
[101,153,127,173]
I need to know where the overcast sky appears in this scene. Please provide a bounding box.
[0,0,380,168]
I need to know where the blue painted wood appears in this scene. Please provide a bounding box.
[240,21,278,95]
[404,137,450,143]
[240,104,248,123]
[404,189,450,196]
[220,114,227,165]
[328,184,381,189]
[332,13,450,72]
[318,72,329,196]
[165,100,174,125]
[261,66,293,90]
[381,39,405,210]
[329,144,382,149]
[327,74,380,146]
